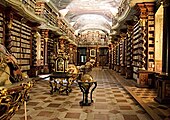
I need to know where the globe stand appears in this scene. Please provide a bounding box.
[78,81,97,106]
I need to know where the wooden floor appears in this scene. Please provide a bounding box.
[11,67,170,120]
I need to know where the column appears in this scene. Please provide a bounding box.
[120,29,127,75]
[155,0,170,104]
[109,44,112,69]
[5,8,13,52]
[59,38,65,53]
[162,0,170,76]
[73,45,77,65]
[136,3,147,70]
[69,44,74,64]
[116,36,121,72]
[96,46,99,67]
[44,30,49,65]
[86,47,90,61]
[125,20,133,79]
[43,30,49,73]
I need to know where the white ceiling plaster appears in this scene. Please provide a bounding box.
[52,0,122,34]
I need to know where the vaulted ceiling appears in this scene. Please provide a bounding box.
[51,0,122,35]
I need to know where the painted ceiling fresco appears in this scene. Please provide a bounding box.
[52,0,122,35]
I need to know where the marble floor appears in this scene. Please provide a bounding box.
[11,68,170,120]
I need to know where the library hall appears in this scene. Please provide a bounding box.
[0,0,170,120]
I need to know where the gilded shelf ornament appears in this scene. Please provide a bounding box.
[0,44,33,120]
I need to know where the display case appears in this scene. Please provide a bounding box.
[55,53,68,72]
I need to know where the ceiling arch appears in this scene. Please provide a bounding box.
[51,0,122,35]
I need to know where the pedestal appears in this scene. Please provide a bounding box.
[125,67,133,79]
[78,81,97,106]
[120,66,126,75]
[155,80,170,104]
[116,65,120,72]
[136,70,155,88]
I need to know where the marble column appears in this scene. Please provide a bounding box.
[162,0,170,76]
[120,29,127,75]
[155,0,170,104]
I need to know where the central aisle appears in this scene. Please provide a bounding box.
[12,68,151,120]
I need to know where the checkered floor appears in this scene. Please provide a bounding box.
[11,68,159,120]
[109,69,170,120]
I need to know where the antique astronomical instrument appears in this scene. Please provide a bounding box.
[78,74,97,106]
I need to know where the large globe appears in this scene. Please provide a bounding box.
[81,74,93,82]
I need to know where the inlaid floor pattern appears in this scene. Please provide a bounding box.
[12,68,151,120]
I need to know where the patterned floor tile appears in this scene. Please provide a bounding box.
[65,112,80,119]
[47,103,61,107]
[94,114,109,120]
[12,68,153,120]
[123,115,140,120]
[37,111,53,117]
[119,106,132,110]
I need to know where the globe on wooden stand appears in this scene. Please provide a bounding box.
[78,74,97,106]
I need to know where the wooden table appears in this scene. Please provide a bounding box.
[49,72,71,95]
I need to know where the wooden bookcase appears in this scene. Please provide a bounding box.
[146,3,155,71]
[22,0,36,13]
[36,2,58,26]
[10,19,31,72]
[47,38,54,72]
[116,43,120,72]
[40,30,45,66]
[32,31,37,66]
[132,3,156,87]
[126,31,133,68]
[132,20,143,79]
[125,25,133,78]
[120,41,123,67]
[113,45,116,70]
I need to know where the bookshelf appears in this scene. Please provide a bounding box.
[146,3,155,71]
[47,38,54,72]
[116,43,120,72]
[40,30,45,66]
[113,45,116,70]
[36,2,58,27]
[132,20,144,79]
[32,31,37,66]
[21,0,36,13]
[120,41,123,67]
[11,19,31,72]
[125,24,133,78]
